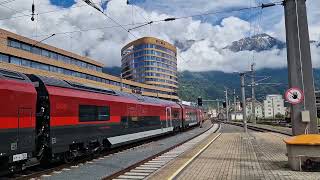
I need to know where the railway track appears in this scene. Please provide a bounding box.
[10,122,286,180]
[8,132,176,179]
[109,122,291,179]
[107,123,220,180]
[5,122,213,180]
[221,121,293,136]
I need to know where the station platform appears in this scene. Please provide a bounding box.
[148,124,320,180]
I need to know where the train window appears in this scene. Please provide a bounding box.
[173,111,179,118]
[0,69,24,80]
[79,105,96,122]
[97,106,110,121]
[79,105,110,122]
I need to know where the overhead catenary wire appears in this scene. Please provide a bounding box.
[0,1,283,34]
[131,5,152,34]
[32,33,56,47]
[0,1,30,17]
[28,22,148,39]
[0,2,99,22]
[82,0,137,39]
[128,1,283,31]
[0,0,283,63]
[0,0,16,5]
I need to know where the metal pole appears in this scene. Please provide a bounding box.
[240,73,248,133]
[120,73,123,92]
[217,101,220,113]
[225,88,229,122]
[251,63,256,124]
[284,0,318,134]
[234,89,237,113]
[272,98,275,120]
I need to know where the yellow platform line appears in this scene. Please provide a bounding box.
[168,132,222,180]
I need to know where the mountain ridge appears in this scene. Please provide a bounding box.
[102,33,320,102]
[174,33,319,53]
[102,66,320,102]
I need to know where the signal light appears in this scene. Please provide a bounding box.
[197,97,202,106]
[223,102,226,108]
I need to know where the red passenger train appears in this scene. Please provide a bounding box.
[0,68,204,174]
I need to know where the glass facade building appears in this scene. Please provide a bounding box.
[121,37,178,91]
[0,29,178,100]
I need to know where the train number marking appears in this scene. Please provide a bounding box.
[12,153,28,162]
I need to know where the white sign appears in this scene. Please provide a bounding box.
[13,153,28,162]
[285,87,304,104]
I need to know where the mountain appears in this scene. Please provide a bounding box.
[102,33,320,103]
[173,33,318,53]
[103,66,121,76]
[224,33,286,52]
[178,68,320,102]
[174,39,197,52]
[102,65,320,102]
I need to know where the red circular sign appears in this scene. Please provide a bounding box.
[285,87,304,105]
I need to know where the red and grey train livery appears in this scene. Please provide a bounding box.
[0,68,204,174]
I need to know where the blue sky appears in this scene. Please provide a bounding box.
[50,0,76,8]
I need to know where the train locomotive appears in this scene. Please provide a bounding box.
[0,68,204,174]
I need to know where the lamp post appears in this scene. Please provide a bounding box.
[225,87,229,122]
[120,73,123,91]
[240,73,248,133]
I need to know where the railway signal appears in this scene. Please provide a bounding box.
[198,96,203,106]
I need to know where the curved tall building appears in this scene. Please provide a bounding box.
[121,37,178,92]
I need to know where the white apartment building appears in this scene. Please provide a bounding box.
[246,98,264,119]
[207,108,218,118]
[263,94,286,118]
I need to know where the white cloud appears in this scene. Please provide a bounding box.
[179,40,288,72]
[139,0,255,16]
[0,0,319,72]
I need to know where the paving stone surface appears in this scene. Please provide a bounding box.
[41,121,214,180]
[176,128,320,179]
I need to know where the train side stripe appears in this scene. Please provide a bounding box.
[107,127,174,145]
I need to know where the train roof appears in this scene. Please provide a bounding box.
[0,68,31,83]
[31,74,178,106]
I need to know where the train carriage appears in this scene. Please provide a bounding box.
[27,75,182,162]
[0,69,37,173]
[181,105,201,128]
[0,68,202,174]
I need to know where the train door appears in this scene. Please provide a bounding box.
[166,107,172,127]
[17,108,34,153]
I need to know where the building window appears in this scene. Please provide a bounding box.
[7,38,102,73]
[9,39,21,48]
[21,43,31,52]
[79,105,110,122]
[0,54,9,62]
[41,49,50,58]
[31,47,42,55]
[10,56,21,65]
